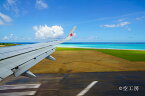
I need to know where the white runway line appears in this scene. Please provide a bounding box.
[0,91,36,96]
[0,84,41,90]
[76,81,98,96]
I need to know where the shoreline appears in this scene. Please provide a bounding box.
[56,46,145,51]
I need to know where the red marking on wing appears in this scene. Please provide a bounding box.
[70,33,73,37]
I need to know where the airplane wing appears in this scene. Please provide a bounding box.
[0,26,76,81]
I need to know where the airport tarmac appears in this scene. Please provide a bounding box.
[0,71,145,96]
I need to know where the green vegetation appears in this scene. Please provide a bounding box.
[0,43,18,46]
[56,47,145,61]
[56,47,92,51]
[95,49,145,61]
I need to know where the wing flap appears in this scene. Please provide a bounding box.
[0,69,13,81]
[0,46,55,73]
[0,43,46,54]
[14,49,55,77]
[0,43,53,60]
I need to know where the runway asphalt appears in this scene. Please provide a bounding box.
[0,71,145,96]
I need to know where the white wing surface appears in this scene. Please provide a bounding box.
[0,26,76,81]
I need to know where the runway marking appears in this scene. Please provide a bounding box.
[0,91,36,96]
[0,84,41,90]
[76,81,98,96]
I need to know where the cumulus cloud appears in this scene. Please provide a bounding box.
[33,25,64,39]
[0,12,12,25]
[35,0,48,9]
[102,22,130,28]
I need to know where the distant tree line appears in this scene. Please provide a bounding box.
[0,43,19,46]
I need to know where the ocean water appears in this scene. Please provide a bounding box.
[1,42,145,50]
[57,42,145,50]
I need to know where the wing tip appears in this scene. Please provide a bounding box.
[69,26,76,37]
[64,26,77,41]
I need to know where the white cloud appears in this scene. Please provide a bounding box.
[102,22,130,28]
[33,25,64,39]
[0,12,12,25]
[0,12,12,22]
[2,34,32,41]
[35,0,48,9]
[3,0,19,15]
[2,34,17,40]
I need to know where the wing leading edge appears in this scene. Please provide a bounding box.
[0,26,76,81]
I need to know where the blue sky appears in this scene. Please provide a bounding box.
[0,0,145,42]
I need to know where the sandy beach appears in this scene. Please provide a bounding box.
[30,49,145,73]
[0,45,5,47]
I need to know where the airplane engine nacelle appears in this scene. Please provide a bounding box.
[46,56,56,61]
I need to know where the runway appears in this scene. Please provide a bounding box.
[0,71,145,96]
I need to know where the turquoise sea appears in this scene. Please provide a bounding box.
[1,42,145,50]
[57,42,145,50]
